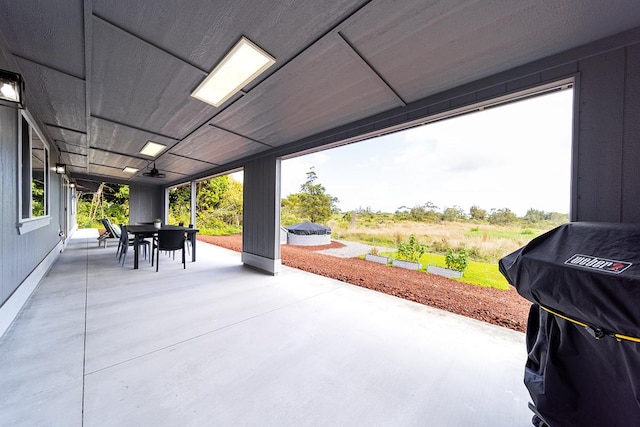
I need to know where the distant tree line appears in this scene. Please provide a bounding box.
[281,168,568,227]
[78,168,568,234]
[346,203,569,226]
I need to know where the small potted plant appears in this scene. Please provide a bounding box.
[153,218,162,229]
[427,248,468,278]
[392,234,424,270]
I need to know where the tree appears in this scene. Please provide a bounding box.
[197,176,230,211]
[523,208,546,223]
[281,193,303,216]
[218,177,243,227]
[195,175,243,231]
[469,205,487,221]
[488,208,517,225]
[168,184,191,225]
[410,202,440,222]
[76,182,130,227]
[283,167,338,224]
[547,212,569,224]
[442,206,466,222]
[299,167,339,223]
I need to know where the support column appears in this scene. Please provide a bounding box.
[573,43,640,222]
[190,180,196,227]
[241,156,281,274]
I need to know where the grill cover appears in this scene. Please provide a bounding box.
[499,222,640,426]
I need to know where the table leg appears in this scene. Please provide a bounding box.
[191,233,196,262]
[134,234,139,269]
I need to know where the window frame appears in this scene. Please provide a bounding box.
[17,110,52,234]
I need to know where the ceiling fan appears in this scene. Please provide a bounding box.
[143,162,166,178]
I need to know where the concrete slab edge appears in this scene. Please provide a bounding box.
[0,239,64,339]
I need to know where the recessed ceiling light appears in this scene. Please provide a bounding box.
[139,141,166,157]
[123,167,139,174]
[191,36,275,107]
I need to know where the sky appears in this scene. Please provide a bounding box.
[234,88,574,217]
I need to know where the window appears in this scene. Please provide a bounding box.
[18,112,50,233]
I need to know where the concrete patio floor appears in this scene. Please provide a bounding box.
[0,229,533,426]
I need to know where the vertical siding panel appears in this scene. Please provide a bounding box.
[242,162,253,253]
[621,44,640,222]
[273,158,281,260]
[0,105,64,305]
[575,49,625,222]
[257,160,263,253]
[242,156,280,261]
[260,160,266,254]
[252,162,258,252]
[0,105,18,302]
[246,165,252,250]
[129,183,163,224]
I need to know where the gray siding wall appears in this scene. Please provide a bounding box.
[575,44,640,222]
[242,156,281,260]
[0,105,66,306]
[129,183,164,224]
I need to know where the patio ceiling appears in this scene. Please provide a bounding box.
[1,1,640,185]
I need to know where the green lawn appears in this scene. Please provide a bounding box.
[465,226,543,240]
[382,252,511,290]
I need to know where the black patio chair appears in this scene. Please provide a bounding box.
[186,223,194,256]
[153,229,187,272]
[118,224,150,266]
[115,223,126,260]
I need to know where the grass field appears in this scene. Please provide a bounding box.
[337,219,561,290]
[376,251,511,290]
[331,220,552,263]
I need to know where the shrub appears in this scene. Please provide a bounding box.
[445,249,469,272]
[397,234,426,262]
[394,232,403,246]
[468,246,482,259]
[432,237,450,253]
[369,247,379,256]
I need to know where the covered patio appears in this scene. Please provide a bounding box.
[0,229,530,426]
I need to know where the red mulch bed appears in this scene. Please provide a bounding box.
[198,235,530,332]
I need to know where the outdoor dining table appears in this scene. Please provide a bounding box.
[125,225,199,269]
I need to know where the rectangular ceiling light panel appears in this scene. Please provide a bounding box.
[123,167,139,174]
[191,36,275,107]
[140,141,167,157]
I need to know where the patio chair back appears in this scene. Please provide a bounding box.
[154,229,186,271]
[117,224,150,266]
[98,218,121,248]
[118,225,130,265]
[101,218,121,238]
